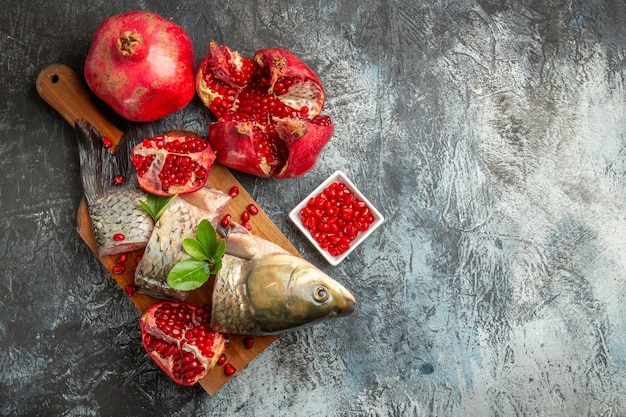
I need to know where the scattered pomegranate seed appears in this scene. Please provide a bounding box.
[117,253,128,264]
[224,363,236,376]
[299,182,375,257]
[243,222,252,230]
[113,233,126,241]
[247,204,259,215]
[221,214,232,228]
[241,211,251,222]
[136,254,143,263]
[112,264,126,274]
[113,175,125,185]
[125,283,137,297]
[229,186,239,198]
[243,337,254,349]
[102,137,113,148]
[217,353,227,366]
[224,336,230,349]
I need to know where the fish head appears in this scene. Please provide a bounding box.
[245,253,356,334]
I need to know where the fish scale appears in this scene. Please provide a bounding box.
[89,189,153,255]
[210,254,252,334]
[135,197,197,300]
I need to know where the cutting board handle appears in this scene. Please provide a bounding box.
[36,63,124,146]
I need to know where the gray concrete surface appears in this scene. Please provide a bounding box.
[1,1,625,416]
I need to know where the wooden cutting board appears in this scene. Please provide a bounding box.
[37,64,298,395]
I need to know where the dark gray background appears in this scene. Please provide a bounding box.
[2,1,625,416]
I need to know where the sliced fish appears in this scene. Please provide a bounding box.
[75,121,153,256]
[134,187,231,300]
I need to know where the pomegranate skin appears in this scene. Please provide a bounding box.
[208,118,334,179]
[273,117,334,179]
[84,10,196,122]
[208,120,273,178]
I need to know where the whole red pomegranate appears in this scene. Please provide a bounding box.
[139,301,227,386]
[131,134,216,196]
[84,10,195,122]
[196,42,334,178]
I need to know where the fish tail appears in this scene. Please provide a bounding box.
[75,121,152,204]
[75,120,114,205]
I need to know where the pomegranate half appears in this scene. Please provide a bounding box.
[84,10,196,122]
[196,42,334,178]
[139,301,227,386]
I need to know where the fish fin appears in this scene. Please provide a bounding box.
[224,231,290,259]
[216,220,250,239]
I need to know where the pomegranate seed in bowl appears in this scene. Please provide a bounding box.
[288,170,384,265]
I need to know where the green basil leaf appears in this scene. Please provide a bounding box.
[195,219,212,253]
[215,238,226,259]
[138,199,155,219]
[139,194,175,221]
[182,238,209,260]
[210,259,222,275]
[166,259,211,291]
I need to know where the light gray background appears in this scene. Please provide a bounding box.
[1,1,625,416]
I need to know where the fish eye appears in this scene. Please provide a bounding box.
[313,285,329,303]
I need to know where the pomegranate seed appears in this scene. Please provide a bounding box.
[102,137,113,148]
[221,214,232,228]
[243,221,252,230]
[125,283,137,297]
[243,337,254,349]
[113,175,125,185]
[247,204,259,215]
[113,233,126,241]
[112,264,126,274]
[217,353,227,366]
[229,186,239,198]
[241,211,250,222]
[298,181,375,257]
[224,363,236,376]
[117,253,128,264]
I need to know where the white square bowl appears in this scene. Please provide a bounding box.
[288,170,384,265]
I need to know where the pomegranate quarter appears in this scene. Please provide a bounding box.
[196,42,334,178]
[289,171,384,265]
[139,302,227,386]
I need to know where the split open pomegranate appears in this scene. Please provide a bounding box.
[139,301,227,386]
[131,134,216,197]
[196,42,334,178]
